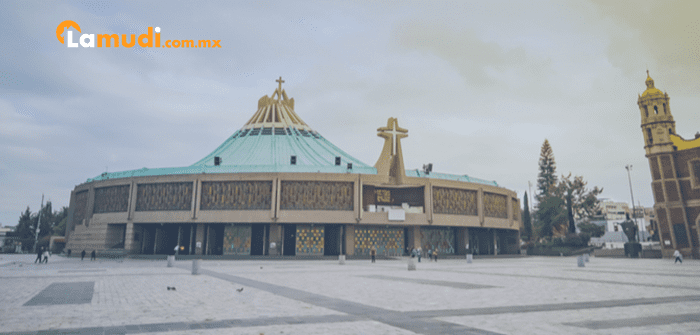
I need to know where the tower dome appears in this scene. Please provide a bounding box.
[642,70,663,98]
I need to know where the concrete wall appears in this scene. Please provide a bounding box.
[67,172,520,254]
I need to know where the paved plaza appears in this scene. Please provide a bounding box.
[1,254,700,334]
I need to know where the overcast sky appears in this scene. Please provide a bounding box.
[1,0,699,227]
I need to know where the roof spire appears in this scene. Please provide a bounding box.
[645,70,655,89]
[276,76,285,100]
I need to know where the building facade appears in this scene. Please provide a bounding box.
[639,72,700,258]
[600,200,629,232]
[65,80,521,257]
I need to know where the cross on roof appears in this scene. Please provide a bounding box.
[276,76,285,95]
[377,118,408,156]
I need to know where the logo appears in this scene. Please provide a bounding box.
[55,20,221,48]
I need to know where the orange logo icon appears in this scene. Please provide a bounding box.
[56,20,81,44]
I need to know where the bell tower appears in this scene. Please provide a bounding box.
[638,71,675,156]
[639,72,700,259]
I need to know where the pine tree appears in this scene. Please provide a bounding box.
[522,192,532,241]
[16,207,35,251]
[535,195,567,239]
[37,201,54,239]
[536,139,557,203]
[52,206,69,236]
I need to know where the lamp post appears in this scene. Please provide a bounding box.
[33,194,44,254]
[528,181,533,212]
[624,165,638,242]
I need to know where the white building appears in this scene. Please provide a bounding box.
[598,200,652,236]
[0,225,13,250]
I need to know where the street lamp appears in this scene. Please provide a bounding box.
[33,194,44,253]
[624,165,639,242]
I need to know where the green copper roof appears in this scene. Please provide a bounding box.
[405,169,498,186]
[191,127,377,173]
[86,126,377,182]
[86,79,497,187]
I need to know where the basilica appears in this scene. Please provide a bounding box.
[65,78,521,257]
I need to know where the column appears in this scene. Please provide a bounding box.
[271,178,278,219]
[345,224,355,256]
[86,186,96,226]
[478,188,484,226]
[410,226,421,250]
[269,224,282,255]
[128,182,138,221]
[195,223,205,255]
[494,230,498,256]
[456,227,468,255]
[124,222,136,253]
[191,179,200,219]
[425,183,433,224]
[507,197,513,227]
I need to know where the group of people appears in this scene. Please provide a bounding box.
[79,249,97,261]
[34,247,50,264]
[409,247,438,262]
[367,246,439,263]
[35,248,97,263]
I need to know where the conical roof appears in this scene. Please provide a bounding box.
[87,79,376,182]
[191,78,375,173]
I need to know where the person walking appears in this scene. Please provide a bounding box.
[433,249,438,262]
[370,246,377,263]
[674,250,683,264]
[417,247,422,262]
[42,249,50,264]
[428,248,433,262]
[35,247,44,264]
[91,250,96,261]
[81,249,86,261]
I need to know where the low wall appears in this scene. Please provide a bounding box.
[594,248,662,258]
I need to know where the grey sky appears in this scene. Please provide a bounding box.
[1,0,699,226]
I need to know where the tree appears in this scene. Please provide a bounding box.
[534,140,565,238]
[557,174,604,233]
[532,139,603,241]
[15,207,35,251]
[536,139,557,203]
[565,189,575,233]
[14,201,69,251]
[36,201,55,243]
[535,194,567,239]
[522,192,533,241]
[52,206,69,236]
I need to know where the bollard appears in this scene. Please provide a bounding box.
[167,255,175,267]
[577,255,585,267]
[584,253,590,262]
[467,254,473,264]
[192,259,202,275]
[339,255,346,265]
[408,258,416,271]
